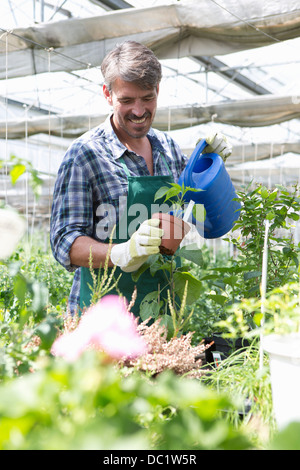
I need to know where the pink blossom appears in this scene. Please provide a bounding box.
[51,295,148,362]
[50,327,88,362]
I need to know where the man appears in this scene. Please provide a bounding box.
[50,41,231,316]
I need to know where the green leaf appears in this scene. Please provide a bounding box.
[10,163,26,185]
[268,190,278,201]
[35,316,60,350]
[176,245,203,266]
[289,212,300,221]
[253,312,263,327]
[243,270,262,281]
[291,253,299,268]
[266,211,275,220]
[199,274,220,281]
[270,422,300,450]
[131,263,150,283]
[30,171,43,199]
[154,186,171,202]
[223,275,238,287]
[13,275,27,307]
[139,291,162,321]
[159,314,172,327]
[164,185,182,201]
[260,186,269,199]
[30,281,49,319]
[208,294,228,306]
[173,271,202,305]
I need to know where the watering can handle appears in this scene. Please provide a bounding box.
[181,138,208,186]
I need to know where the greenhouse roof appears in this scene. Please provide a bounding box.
[0,0,300,219]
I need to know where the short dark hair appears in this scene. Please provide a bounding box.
[101,41,162,91]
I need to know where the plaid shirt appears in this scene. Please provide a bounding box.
[50,115,188,314]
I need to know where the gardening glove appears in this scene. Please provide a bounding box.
[110,218,164,272]
[203,130,232,162]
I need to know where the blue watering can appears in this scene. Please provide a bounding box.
[178,138,241,239]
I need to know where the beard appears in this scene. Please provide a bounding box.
[117,111,154,139]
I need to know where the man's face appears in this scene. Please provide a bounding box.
[103,78,159,141]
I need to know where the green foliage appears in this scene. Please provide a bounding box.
[0,236,73,380]
[201,343,274,432]
[0,261,63,379]
[88,241,122,306]
[0,350,252,450]
[230,183,300,289]
[0,240,73,316]
[269,422,300,450]
[217,281,300,340]
[154,182,205,221]
[127,181,207,337]
[134,246,204,337]
[1,154,45,199]
[188,183,300,340]
[2,180,300,449]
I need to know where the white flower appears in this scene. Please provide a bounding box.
[0,208,26,259]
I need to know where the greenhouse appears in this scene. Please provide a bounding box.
[1,0,300,451]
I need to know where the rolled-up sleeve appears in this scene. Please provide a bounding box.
[50,146,93,272]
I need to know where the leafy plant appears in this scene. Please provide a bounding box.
[154,181,206,222]
[0,349,253,450]
[0,154,45,199]
[0,261,62,380]
[201,341,275,443]
[88,240,122,306]
[198,183,300,333]
[126,182,207,336]
[230,183,300,290]
[0,235,73,380]
[133,245,204,337]
[216,280,300,340]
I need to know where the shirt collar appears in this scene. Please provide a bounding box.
[102,114,165,161]
[102,114,126,161]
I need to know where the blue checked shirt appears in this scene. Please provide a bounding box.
[50,115,188,314]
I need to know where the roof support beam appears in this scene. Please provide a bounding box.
[89,0,132,10]
[193,56,271,95]
[93,0,271,96]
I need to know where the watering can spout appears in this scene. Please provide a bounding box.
[178,139,241,239]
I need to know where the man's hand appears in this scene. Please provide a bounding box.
[110,218,163,272]
[204,131,232,161]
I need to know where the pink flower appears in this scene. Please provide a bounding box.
[51,295,148,362]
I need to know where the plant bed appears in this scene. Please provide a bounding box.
[123,317,212,378]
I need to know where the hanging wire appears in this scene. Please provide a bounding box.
[47,47,53,227]
[209,0,281,44]
[260,219,270,370]
[280,144,284,186]
[0,26,102,73]
[242,143,245,186]
[3,30,11,206]
[268,142,273,189]
[253,142,258,188]
[24,103,29,244]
